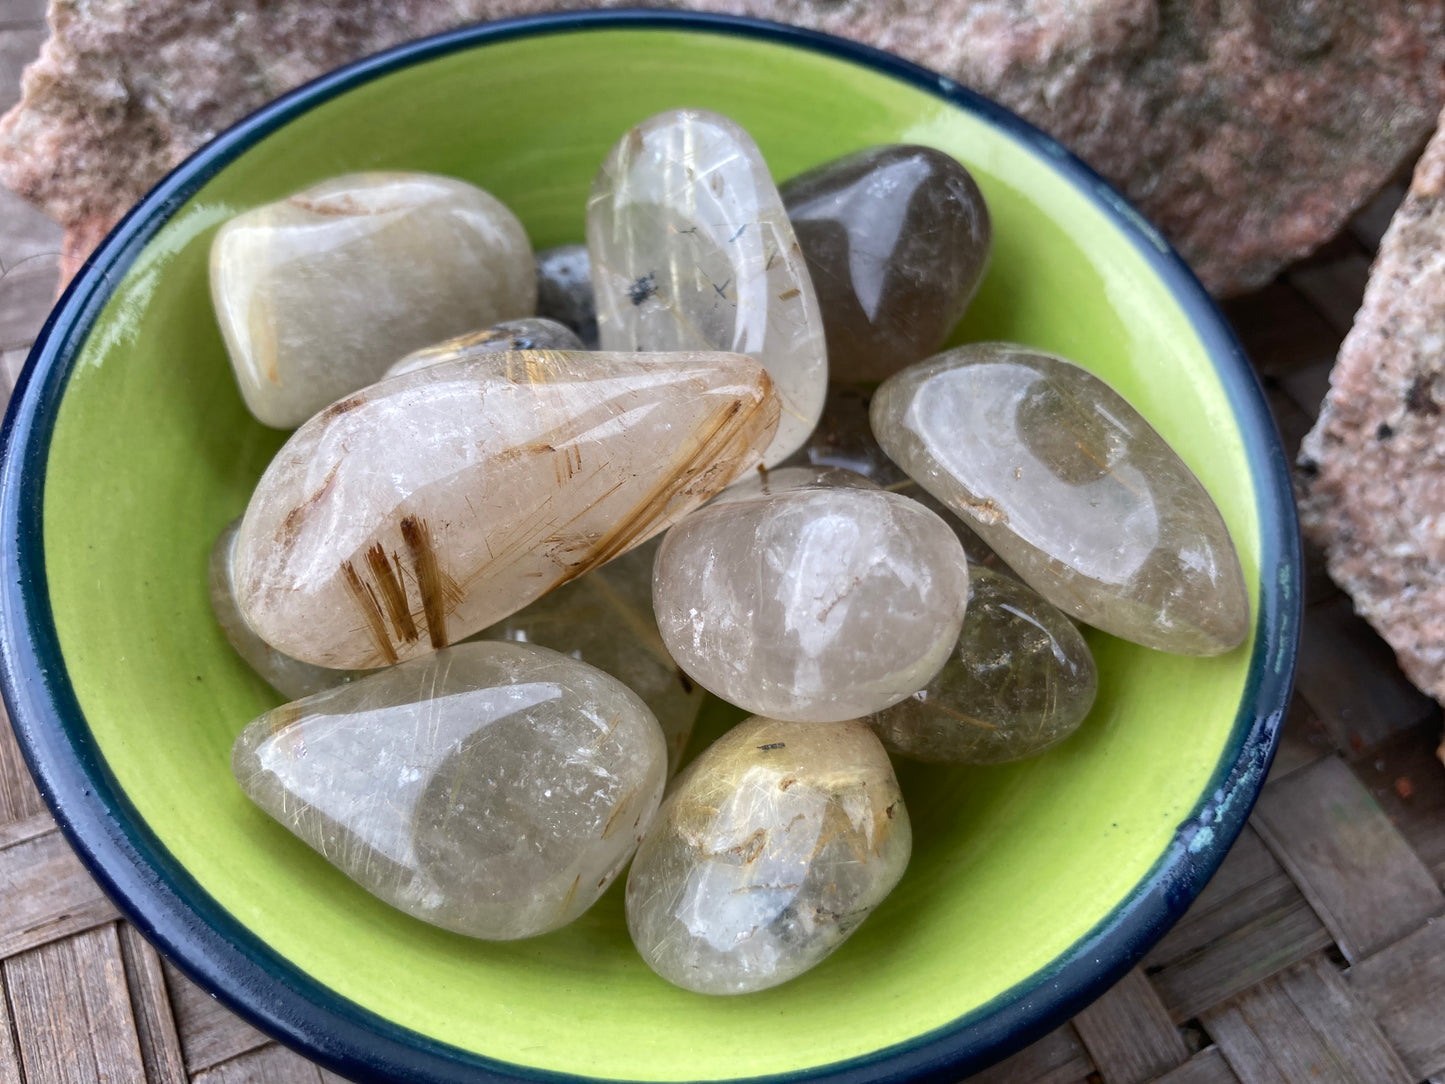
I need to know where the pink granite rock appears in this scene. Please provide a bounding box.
[3,0,1443,294]
[1300,103,1445,709]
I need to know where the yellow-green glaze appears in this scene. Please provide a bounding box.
[41,27,1258,1080]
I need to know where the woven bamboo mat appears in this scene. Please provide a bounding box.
[4,11,1445,1083]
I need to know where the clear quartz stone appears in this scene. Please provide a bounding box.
[211,172,537,428]
[383,318,583,379]
[626,716,910,994]
[871,343,1249,655]
[233,641,667,940]
[478,537,703,777]
[587,109,827,467]
[867,566,1098,764]
[652,466,970,722]
[234,350,779,669]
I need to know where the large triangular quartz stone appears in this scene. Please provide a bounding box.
[234,350,779,668]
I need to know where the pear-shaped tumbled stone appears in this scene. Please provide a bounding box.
[626,716,910,994]
[535,244,599,349]
[871,344,1249,655]
[781,145,991,383]
[867,566,1097,764]
[479,537,703,777]
[211,172,536,428]
[235,350,779,669]
[233,641,667,940]
[653,467,969,722]
[383,318,583,379]
[588,109,827,467]
[209,519,367,699]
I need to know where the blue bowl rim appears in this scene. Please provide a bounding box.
[0,9,1301,1084]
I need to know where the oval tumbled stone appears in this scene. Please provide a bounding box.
[781,144,991,382]
[871,343,1249,655]
[626,716,910,994]
[588,109,827,467]
[211,172,536,428]
[535,243,599,349]
[867,566,1097,764]
[235,350,779,669]
[652,466,969,722]
[233,641,667,940]
[383,318,584,379]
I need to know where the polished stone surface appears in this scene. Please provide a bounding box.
[535,243,599,349]
[233,641,667,940]
[383,318,583,378]
[868,566,1097,763]
[234,350,779,669]
[479,537,703,777]
[782,144,991,382]
[626,716,909,994]
[588,109,826,467]
[871,343,1249,655]
[209,519,366,699]
[653,466,969,722]
[211,171,536,428]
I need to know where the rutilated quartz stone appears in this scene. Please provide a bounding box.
[867,566,1097,764]
[871,343,1249,655]
[626,716,910,995]
[233,641,667,940]
[535,244,599,349]
[383,318,583,379]
[211,171,536,427]
[234,350,779,669]
[209,519,366,699]
[781,145,991,383]
[652,466,969,722]
[588,109,827,468]
[479,537,703,777]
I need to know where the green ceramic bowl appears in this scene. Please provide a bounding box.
[0,11,1299,1083]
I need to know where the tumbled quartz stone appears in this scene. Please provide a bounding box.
[535,244,599,349]
[872,343,1249,655]
[211,171,536,428]
[653,466,969,722]
[383,318,583,378]
[209,519,367,699]
[626,716,910,994]
[588,109,827,467]
[868,566,1097,764]
[234,350,779,669]
[781,145,991,383]
[479,537,703,777]
[233,641,667,940]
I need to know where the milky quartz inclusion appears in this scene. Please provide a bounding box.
[652,467,969,722]
[233,642,666,940]
[479,537,703,777]
[383,318,583,379]
[211,171,536,428]
[626,716,910,994]
[872,344,1249,655]
[233,350,779,669]
[868,566,1097,764]
[587,109,827,467]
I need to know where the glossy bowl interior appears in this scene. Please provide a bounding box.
[0,13,1298,1084]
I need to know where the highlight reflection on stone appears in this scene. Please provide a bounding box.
[383,318,583,378]
[588,109,827,467]
[535,244,599,349]
[211,172,536,428]
[479,537,703,777]
[209,519,367,699]
[653,467,969,722]
[626,716,910,994]
[871,343,1249,655]
[234,350,780,669]
[868,566,1097,764]
[782,145,991,383]
[233,641,667,940]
